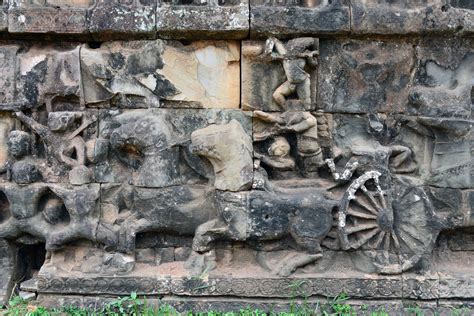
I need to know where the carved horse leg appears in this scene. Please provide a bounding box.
[192,219,233,253]
[118,217,152,254]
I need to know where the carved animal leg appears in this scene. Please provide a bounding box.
[96,222,118,250]
[277,252,322,277]
[184,250,217,277]
[46,225,84,251]
[389,145,417,173]
[118,218,151,254]
[192,219,231,253]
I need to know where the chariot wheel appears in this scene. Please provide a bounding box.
[338,172,438,274]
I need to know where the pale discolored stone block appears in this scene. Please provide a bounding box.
[81,40,240,109]
[318,39,415,114]
[0,113,14,170]
[157,41,240,109]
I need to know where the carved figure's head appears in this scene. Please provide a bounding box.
[7,131,31,158]
[268,136,290,157]
[48,112,81,132]
[287,37,318,55]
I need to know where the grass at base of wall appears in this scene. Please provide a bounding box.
[0,292,471,316]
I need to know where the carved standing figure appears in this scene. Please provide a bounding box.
[14,111,95,183]
[265,37,318,110]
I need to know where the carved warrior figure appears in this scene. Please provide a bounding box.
[13,111,96,184]
[254,107,324,175]
[0,131,42,184]
[265,37,318,110]
[0,184,116,252]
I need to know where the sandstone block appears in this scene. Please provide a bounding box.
[81,40,240,109]
[95,109,251,187]
[351,0,474,36]
[8,0,91,35]
[407,37,473,119]
[250,0,350,38]
[156,0,249,39]
[242,38,319,111]
[318,39,415,113]
[89,0,156,40]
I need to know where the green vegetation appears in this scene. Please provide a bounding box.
[0,293,470,316]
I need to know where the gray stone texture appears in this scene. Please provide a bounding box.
[0,0,472,310]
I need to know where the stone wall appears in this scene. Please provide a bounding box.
[0,0,472,312]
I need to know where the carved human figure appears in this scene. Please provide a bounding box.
[265,37,318,109]
[0,131,42,184]
[256,136,295,171]
[14,111,94,183]
[0,184,115,251]
[254,108,324,175]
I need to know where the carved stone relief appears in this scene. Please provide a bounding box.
[0,33,472,309]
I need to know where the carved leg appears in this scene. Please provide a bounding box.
[277,252,322,277]
[389,145,417,173]
[192,219,232,253]
[118,218,151,254]
[96,222,118,250]
[296,78,311,110]
[272,81,293,108]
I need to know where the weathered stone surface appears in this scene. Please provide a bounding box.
[81,40,240,109]
[408,37,473,118]
[318,39,415,114]
[95,109,251,187]
[192,120,253,191]
[0,4,473,308]
[0,240,15,305]
[0,42,82,111]
[0,2,7,32]
[351,0,474,36]
[89,0,156,39]
[250,0,350,38]
[156,0,249,39]
[438,273,474,299]
[8,0,91,35]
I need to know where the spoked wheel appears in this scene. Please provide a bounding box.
[338,172,437,274]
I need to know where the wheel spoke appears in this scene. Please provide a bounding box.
[383,232,391,251]
[347,209,378,219]
[353,198,378,215]
[346,223,379,234]
[361,186,382,210]
[391,232,401,250]
[373,231,386,249]
[351,228,380,249]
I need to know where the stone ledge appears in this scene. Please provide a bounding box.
[36,272,473,300]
